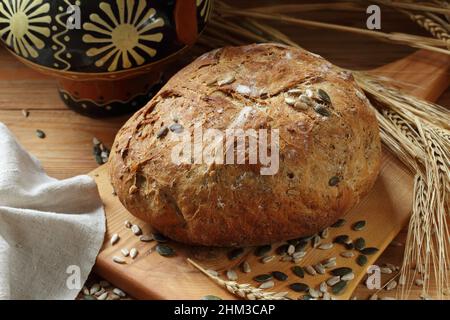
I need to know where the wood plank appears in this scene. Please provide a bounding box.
[91,50,450,300]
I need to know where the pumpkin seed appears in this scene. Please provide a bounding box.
[253,274,273,283]
[284,97,296,106]
[381,267,393,274]
[112,256,126,264]
[276,244,289,255]
[314,263,326,275]
[153,233,168,242]
[352,220,366,231]
[254,245,272,257]
[312,235,321,248]
[314,104,330,117]
[356,254,368,266]
[305,265,317,276]
[287,244,296,255]
[318,89,332,104]
[112,288,126,297]
[110,233,120,245]
[259,281,275,289]
[36,129,46,139]
[360,247,379,255]
[121,248,129,257]
[241,261,251,273]
[131,224,141,235]
[271,271,288,281]
[341,272,355,281]
[90,283,100,295]
[130,248,138,259]
[331,267,353,277]
[331,219,346,228]
[169,123,184,134]
[156,244,175,257]
[319,281,328,293]
[318,243,334,250]
[226,270,238,281]
[326,276,341,286]
[290,283,309,292]
[292,266,305,278]
[156,126,168,139]
[227,248,244,260]
[309,288,321,298]
[333,235,349,244]
[97,292,108,300]
[261,255,275,264]
[340,251,354,258]
[354,237,366,251]
[202,295,222,300]
[331,280,347,295]
[139,235,154,242]
[328,176,340,187]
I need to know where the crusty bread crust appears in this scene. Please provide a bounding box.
[109,43,382,246]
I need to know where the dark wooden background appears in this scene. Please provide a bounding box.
[0,0,448,299]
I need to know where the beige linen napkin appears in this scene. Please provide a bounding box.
[0,122,105,299]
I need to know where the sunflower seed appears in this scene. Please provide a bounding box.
[328,176,340,186]
[261,255,275,263]
[340,251,354,258]
[36,129,46,139]
[305,265,317,276]
[156,126,168,139]
[281,255,293,262]
[384,263,397,271]
[271,271,288,281]
[226,270,238,281]
[108,294,121,300]
[287,239,300,246]
[327,276,341,287]
[124,220,132,228]
[253,274,273,283]
[331,219,346,228]
[217,74,235,86]
[139,235,154,242]
[314,263,326,275]
[369,294,378,300]
[352,220,366,231]
[356,254,368,266]
[314,104,331,117]
[309,288,321,298]
[90,283,101,295]
[360,247,379,255]
[292,266,305,278]
[97,292,108,300]
[320,228,329,239]
[312,235,321,248]
[318,89,331,104]
[99,281,109,289]
[415,279,424,287]
[113,288,126,297]
[323,292,331,300]
[294,101,309,111]
[112,256,125,264]
[292,251,306,260]
[94,288,105,297]
[319,281,328,293]
[121,248,129,257]
[241,261,251,273]
[331,280,347,295]
[156,244,175,257]
[295,241,308,252]
[276,244,289,255]
[228,248,244,260]
[110,234,120,245]
[318,243,334,250]
[299,94,313,105]
[130,248,138,259]
[287,244,296,255]
[259,281,275,289]
[82,286,90,295]
[255,245,272,257]
[345,242,355,250]
[381,267,393,274]
[288,88,303,95]
[305,89,314,98]
[153,233,168,242]
[354,237,366,251]
[341,272,355,281]
[386,280,397,291]
[333,235,349,244]
[322,257,337,267]
[290,283,309,292]
[284,97,296,106]
[331,267,353,277]
[169,123,184,134]
[131,224,141,235]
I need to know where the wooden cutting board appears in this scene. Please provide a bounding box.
[90,50,450,300]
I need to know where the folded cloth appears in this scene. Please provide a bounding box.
[0,123,105,299]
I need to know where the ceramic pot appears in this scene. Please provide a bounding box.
[0,0,213,117]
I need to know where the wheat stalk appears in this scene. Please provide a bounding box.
[404,11,450,48]
[186,258,290,300]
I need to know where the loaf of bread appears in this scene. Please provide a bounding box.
[109,43,381,246]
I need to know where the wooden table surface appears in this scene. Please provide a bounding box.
[0,1,448,300]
